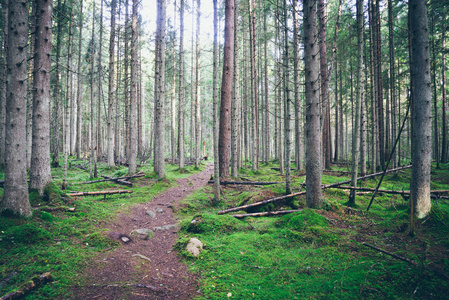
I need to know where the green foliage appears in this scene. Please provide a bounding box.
[185,213,249,234]
[1,223,51,245]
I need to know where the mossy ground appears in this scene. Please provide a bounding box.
[0,157,202,299]
[177,162,449,299]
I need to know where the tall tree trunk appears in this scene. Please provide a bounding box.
[388,0,397,168]
[218,0,235,178]
[190,2,195,162]
[283,0,291,194]
[304,0,322,208]
[318,0,330,170]
[293,0,302,170]
[76,0,84,159]
[124,0,130,161]
[178,0,185,169]
[154,0,166,178]
[410,0,431,219]
[441,13,447,163]
[170,0,177,164]
[52,0,63,168]
[114,5,121,164]
[249,0,258,172]
[194,0,201,169]
[128,0,139,174]
[30,0,53,195]
[264,10,270,164]
[1,0,31,216]
[231,0,239,177]
[349,0,364,205]
[26,2,36,170]
[89,2,95,179]
[334,61,339,162]
[0,0,7,167]
[107,0,117,167]
[212,0,220,201]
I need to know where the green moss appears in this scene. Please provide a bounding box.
[185,213,248,234]
[2,224,51,245]
[276,209,328,231]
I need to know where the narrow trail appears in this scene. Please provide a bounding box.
[74,164,214,300]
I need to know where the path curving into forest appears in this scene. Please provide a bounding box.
[73,164,214,300]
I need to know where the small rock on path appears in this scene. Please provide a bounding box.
[73,164,214,300]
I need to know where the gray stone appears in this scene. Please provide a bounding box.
[153,224,177,231]
[146,210,157,218]
[156,208,164,213]
[186,238,203,257]
[131,228,154,239]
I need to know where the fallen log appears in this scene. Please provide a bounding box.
[231,209,302,219]
[80,172,145,184]
[218,191,306,215]
[332,186,449,196]
[67,190,133,197]
[208,180,282,186]
[322,165,412,190]
[0,272,52,300]
[362,242,417,265]
[33,206,75,212]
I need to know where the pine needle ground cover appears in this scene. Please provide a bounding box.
[0,159,201,299]
[176,162,449,299]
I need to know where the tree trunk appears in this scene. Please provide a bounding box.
[441,13,447,164]
[293,0,302,170]
[124,0,130,161]
[178,0,185,169]
[410,0,432,218]
[170,0,177,165]
[194,0,201,169]
[76,0,84,159]
[26,2,36,171]
[264,11,270,164]
[231,0,239,177]
[283,0,291,194]
[30,0,53,195]
[107,0,117,167]
[1,0,31,216]
[304,0,322,208]
[128,0,139,175]
[52,0,63,168]
[249,0,258,172]
[213,0,220,202]
[89,2,95,179]
[349,0,364,205]
[218,0,235,179]
[153,0,166,178]
[0,0,7,167]
[388,0,398,168]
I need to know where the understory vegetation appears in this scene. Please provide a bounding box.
[176,162,449,299]
[0,160,448,299]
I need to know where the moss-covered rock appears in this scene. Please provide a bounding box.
[186,213,248,234]
[276,208,328,231]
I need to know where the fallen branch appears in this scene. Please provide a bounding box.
[218,191,306,215]
[362,242,417,265]
[67,190,133,197]
[0,272,52,300]
[231,209,302,219]
[80,172,145,184]
[208,180,282,186]
[32,206,75,212]
[332,186,449,196]
[322,165,412,190]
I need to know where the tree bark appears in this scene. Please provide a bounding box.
[249,0,258,172]
[76,0,84,159]
[52,0,63,168]
[128,0,139,175]
[218,0,235,179]
[293,0,302,170]
[283,0,291,194]
[304,0,322,208]
[1,0,31,216]
[212,0,220,202]
[441,13,447,164]
[107,0,117,167]
[230,0,239,177]
[349,0,364,205]
[194,0,201,169]
[30,0,53,195]
[154,0,166,178]
[409,0,432,218]
[178,0,185,169]
[89,2,95,179]
[0,0,7,167]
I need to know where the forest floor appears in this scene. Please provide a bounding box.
[0,161,449,299]
[72,163,214,299]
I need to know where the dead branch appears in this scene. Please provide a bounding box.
[332,186,449,196]
[362,242,417,265]
[208,180,282,186]
[218,191,306,215]
[66,190,133,197]
[0,272,52,300]
[79,172,145,184]
[32,206,75,212]
[231,209,302,218]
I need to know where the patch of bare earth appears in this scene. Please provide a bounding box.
[72,164,214,300]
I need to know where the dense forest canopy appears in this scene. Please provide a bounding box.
[0,0,446,218]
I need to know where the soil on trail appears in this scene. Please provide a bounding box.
[73,164,214,300]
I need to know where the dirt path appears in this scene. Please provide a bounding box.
[73,164,214,300]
